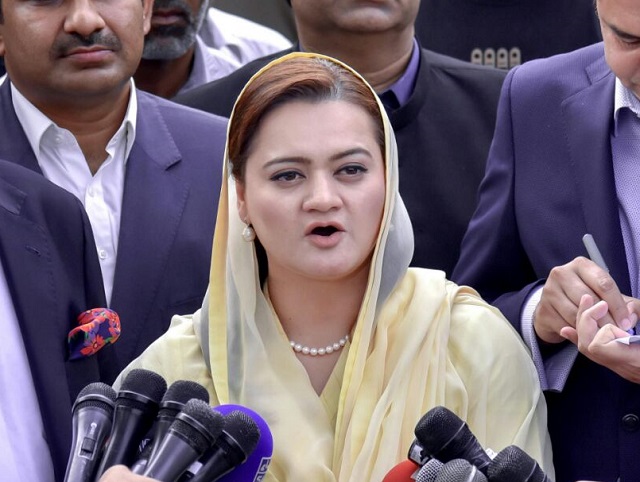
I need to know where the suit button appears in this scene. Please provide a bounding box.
[622,414,640,432]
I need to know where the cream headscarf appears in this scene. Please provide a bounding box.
[120,52,553,481]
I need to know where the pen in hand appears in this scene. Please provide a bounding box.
[582,234,609,273]
[581,233,634,335]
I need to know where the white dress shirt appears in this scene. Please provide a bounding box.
[199,7,292,66]
[0,260,55,482]
[11,82,137,305]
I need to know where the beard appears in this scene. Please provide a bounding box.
[142,0,208,60]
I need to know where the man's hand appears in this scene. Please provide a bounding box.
[98,465,157,481]
[534,256,639,343]
[560,294,640,383]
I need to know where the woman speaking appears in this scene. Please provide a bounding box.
[116,52,553,481]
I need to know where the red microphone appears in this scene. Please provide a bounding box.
[382,460,421,481]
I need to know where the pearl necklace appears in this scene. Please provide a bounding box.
[290,334,350,356]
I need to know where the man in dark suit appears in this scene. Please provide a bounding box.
[0,160,111,481]
[453,0,640,480]
[175,0,506,275]
[0,0,226,381]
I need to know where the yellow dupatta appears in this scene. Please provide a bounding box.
[119,52,553,481]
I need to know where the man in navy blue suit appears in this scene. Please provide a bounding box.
[0,160,112,482]
[0,0,227,382]
[453,0,640,480]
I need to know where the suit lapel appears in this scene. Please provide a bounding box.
[0,179,100,473]
[110,92,189,362]
[562,57,631,293]
[0,81,43,173]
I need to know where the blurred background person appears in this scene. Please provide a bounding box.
[212,0,296,42]
[135,0,291,98]
[199,4,292,65]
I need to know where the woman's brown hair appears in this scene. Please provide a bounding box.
[227,55,385,183]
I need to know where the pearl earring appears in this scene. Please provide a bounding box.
[242,223,256,242]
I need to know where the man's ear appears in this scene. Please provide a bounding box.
[236,180,248,222]
[141,0,153,34]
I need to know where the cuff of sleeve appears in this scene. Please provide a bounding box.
[521,287,578,392]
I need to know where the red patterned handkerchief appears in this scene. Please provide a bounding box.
[68,308,121,360]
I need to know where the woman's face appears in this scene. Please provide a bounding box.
[236,99,386,283]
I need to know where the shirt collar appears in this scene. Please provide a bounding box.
[384,38,420,108]
[297,38,420,109]
[11,79,138,163]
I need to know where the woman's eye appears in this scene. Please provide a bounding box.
[271,171,302,182]
[339,165,368,176]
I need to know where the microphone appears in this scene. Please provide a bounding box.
[414,406,491,475]
[94,368,167,479]
[381,460,420,481]
[187,409,261,482]
[487,445,551,482]
[212,404,273,482]
[64,382,116,482]
[434,459,487,482]
[133,380,211,474]
[143,399,225,481]
[415,459,445,482]
[130,441,154,474]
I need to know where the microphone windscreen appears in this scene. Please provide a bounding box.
[487,445,549,482]
[223,410,261,457]
[118,368,167,409]
[415,459,444,482]
[161,380,210,412]
[173,399,225,453]
[415,406,466,452]
[434,459,487,482]
[213,404,273,482]
[73,382,117,412]
[143,400,225,481]
[381,460,420,482]
[414,406,490,473]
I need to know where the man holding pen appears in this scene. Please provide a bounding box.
[453,0,640,480]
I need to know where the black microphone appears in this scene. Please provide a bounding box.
[415,458,445,482]
[143,399,225,481]
[130,441,155,474]
[187,409,261,482]
[434,459,487,482]
[487,445,551,482]
[94,368,167,479]
[132,380,210,474]
[414,406,491,475]
[64,382,116,482]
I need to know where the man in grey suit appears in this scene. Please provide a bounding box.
[0,0,226,382]
[176,0,506,275]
